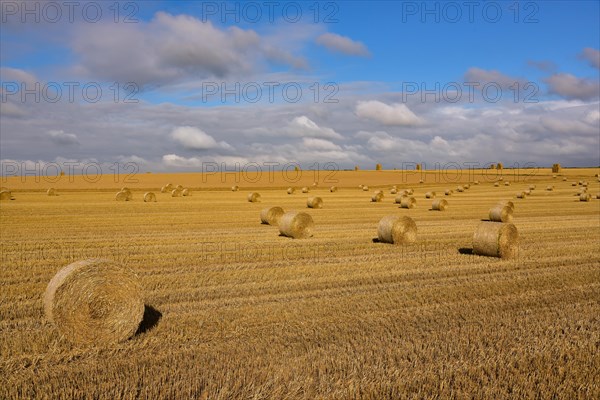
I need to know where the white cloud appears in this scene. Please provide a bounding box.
[47,130,79,145]
[316,33,370,57]
[171,126,232,150]
[580,47,600,69]
[355,100,422,126]
[162,154,202,167]
[0,67,37,86]
[302,137,341,151]
[464,67,525,88]
[545,73,600,100]
[70,12,308,86]
[288,116,343,140]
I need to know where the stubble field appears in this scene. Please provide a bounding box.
[1,168,599,399]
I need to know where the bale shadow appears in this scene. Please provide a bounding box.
[135,305,162,335]
[372,237,381,243]
[458,247,473,255]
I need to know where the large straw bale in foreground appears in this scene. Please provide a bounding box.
[278,212,314,239]
[260,206,285,225]
[43,259,144,345]
[377,215,417,244]
[473,222,518,259]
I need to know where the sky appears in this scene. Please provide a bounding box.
[1,0,599,175]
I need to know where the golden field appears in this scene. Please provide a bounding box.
[1,168,599,399]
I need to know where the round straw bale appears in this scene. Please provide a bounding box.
[407,189,414,195]
[0,190,15,200]
[499,177,504,181]
[582,181,588,187]
[176,184,184,191]
[307,196,323,208]
[165,183,174,191]
[182,188,191,196]
[419,179,424,184]
[394,194,406,204]
[120,188,133,200]
[160,186,168,193]
[504,182,510,186]
[278,212,314,239]
[390,188,397,194]
[553,174,557,179]
[287,187,295,195]
[578,180,583,185]
[474,181,480,185]
[362,186,369,191]
[445,189,453,196]
[524,190,531,196]
[596,193,600,199]
[143,192,157,202]
[496,200,514,210]
[464,184,471,189]
[425,191,436,199]
[489,205,513,223]
[44,259,144,345]
[494,182,500,187]
[392,185,397,190]
[330,186,338,192]
[431,199,448,211]
[546,185,554,191]
[579,193,591,202]
[371,192,384,202]
[231,185,239,192]
[171,189,182,197]
[571,182,577,186]
[400,196,416,209]
[115,191,129,201]
[457,186,465,192]
[529,184,537,190]
[247,192,261,202]
[516,192,526,199]
[473,222,518,259]
[358,184,364,189]
[377,215,417,244]
[260,206,285,225]
[47,188,58,196]
[312,182,318,187]
[562,177,567,181]
[301,187,309,193]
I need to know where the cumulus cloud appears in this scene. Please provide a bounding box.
[545,73,600,100]
[316,33,370,56]
[301,137,341,151]
[355,100,422,126]
[464,67,525,88]
[0,67,37,86]
[580,47,600,69]
[171,126,232,150]
[47,130,79,145]
[0,102,26,118]
[71,12,307,86]
[527,60,557,72]
[287,116,343,140]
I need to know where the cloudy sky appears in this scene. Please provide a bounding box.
[1,1,599,174]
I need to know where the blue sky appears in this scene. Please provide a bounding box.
[1,1,599,172]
